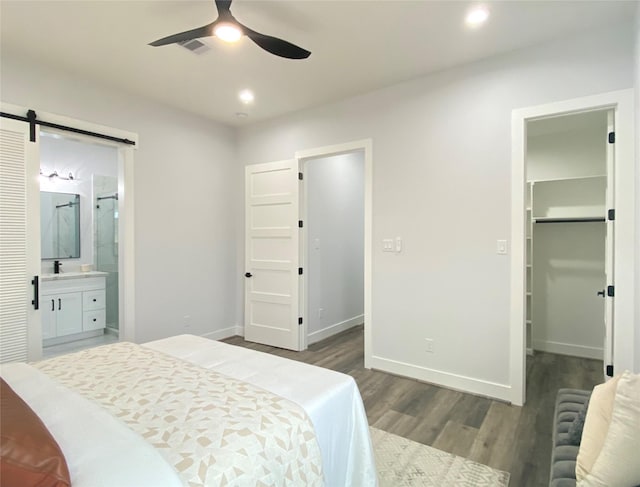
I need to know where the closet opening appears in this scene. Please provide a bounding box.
[511,90,636,406]
[523,108,614,394]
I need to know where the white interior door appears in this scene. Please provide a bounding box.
[244,160,301,351]
[603,109,615,377]
[0,116,42,362]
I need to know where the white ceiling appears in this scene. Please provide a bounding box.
[0,1,636,127]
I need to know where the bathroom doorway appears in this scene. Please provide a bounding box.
[40,131,120,357]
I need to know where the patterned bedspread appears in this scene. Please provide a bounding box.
[34,342,324,486]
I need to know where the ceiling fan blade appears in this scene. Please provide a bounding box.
[215,0,232,15]
[149,24,213,47]
[242,26,310,59]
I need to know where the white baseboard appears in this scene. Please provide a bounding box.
[370,355,513,403]
[308,314,364,345]
[201,326,241,341]
[532,339,603,360]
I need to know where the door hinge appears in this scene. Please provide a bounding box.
[298,220,303,228]
[298,172,303,181]
[607,285,614,297]
[606,365,614,377]
[298,317,303,325]
[608,209,615,221]
[298,267,303,275]
[608,131,615,144]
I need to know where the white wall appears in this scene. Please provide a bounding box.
[1,53,242,344]
[39,134,118,273]
[238,23,635,399]
[306,152,364,343]
[532,223,605,358]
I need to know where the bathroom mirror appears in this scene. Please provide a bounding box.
[40,191,81,259]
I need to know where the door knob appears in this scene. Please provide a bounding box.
[244,272,252,278]
[597,289,605,297]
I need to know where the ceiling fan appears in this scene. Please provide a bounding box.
[149,0,311,60]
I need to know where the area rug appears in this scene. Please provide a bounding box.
[371,427,510,486]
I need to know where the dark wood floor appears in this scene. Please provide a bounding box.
[223,325,602,487]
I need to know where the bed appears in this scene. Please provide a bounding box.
[0,335,377,487]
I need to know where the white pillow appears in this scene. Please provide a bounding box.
[577,371,640,487]
[576,374,620,481]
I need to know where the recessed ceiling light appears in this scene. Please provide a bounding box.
[214,23,242,43]
[465,6,490,27]
[238,89,254,104]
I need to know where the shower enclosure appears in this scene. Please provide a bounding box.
[94,175,119,334]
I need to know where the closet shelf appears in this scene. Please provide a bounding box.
[528,175,606,184]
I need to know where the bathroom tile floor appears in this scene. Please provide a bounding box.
[42,332,119,360]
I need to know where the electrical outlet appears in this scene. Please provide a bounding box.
[425,338,434,353]
[183,315,191,329]
[318,308,324,319]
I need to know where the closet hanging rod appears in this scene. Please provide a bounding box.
[0,110,136,146]
[534,217,605,223]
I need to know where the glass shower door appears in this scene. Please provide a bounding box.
[94,175,119,333]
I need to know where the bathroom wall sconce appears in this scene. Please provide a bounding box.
[40,169,75,181]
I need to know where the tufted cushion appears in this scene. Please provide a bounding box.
[567,399,589,445]
[550,389,591,487]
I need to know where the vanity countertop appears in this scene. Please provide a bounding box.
[41,271,108,281]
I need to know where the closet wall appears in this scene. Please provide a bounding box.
[526,111,608,360]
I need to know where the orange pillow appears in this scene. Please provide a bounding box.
[0,377,71,487]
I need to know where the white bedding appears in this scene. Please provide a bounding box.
[32,341,323,486]
[144,334,378,487]
[0,362,183,487]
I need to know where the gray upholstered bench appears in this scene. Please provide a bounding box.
[550,389,591,487]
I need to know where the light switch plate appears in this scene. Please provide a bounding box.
[497,239,507,255]
[395,237,402,253]
[382,239,394,252]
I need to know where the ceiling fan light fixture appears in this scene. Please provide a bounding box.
[239,89,255,104]
[214,22,242,43]
[465,5,490,27]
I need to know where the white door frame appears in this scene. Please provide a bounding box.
[1,103,138,358]
[510,89,635,406]
[295,139,373,367]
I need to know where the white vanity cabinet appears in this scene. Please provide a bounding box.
[41,291,82,339]
[41,273,107,344]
